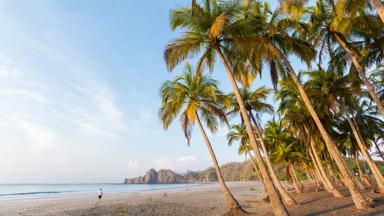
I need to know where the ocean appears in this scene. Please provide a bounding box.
[0,183,204,201]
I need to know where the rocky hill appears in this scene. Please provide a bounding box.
[124,161,258,184]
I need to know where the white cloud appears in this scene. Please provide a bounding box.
[127,160,139,170]
[0,89,48,104]
[153,155,199,171]
[11,118,56,150]
[65,79,126,138]
[0,64,39,88]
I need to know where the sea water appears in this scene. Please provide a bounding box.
[0,183,204,200]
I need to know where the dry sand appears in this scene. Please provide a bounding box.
[1,181,384,216]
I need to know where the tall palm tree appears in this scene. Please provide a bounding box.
[227,87,297,205]
[236,1,371,208]
[265,118,305,194]
[310,0,384,119]
[306,68,384,192]
[370,66,384,113]
[159,63,243,212]
[332,0,384,24]
[164,1,288,215]
[344,99,384,192]
[371,0,384,22]
[227,124,262,182]
[280,0,384,25]
[276,75,345,197]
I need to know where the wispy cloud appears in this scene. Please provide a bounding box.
[67,79,126,137]
[133,109,157,128]
[127,160,139,170]
[10,118,57,151]
[153,155,200,171]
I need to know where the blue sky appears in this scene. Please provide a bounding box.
[0,0,309,183]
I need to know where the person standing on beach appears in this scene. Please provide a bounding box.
[98,187,103,201]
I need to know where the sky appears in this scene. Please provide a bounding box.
[0,0,308,183]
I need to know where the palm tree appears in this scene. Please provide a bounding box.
[305,68,384,193]
[279,0,384,25]
[276,75,345,197]
[370,66,384,114]
[236,1,371,208]
[344,99,384,192]
[332,0,384,24]
[159,63,243,212]
[371,0,384,22]
[227,87,297,205]
[310,0,384,119]
[164,1,288,215]
[227,124,262,182]
[265,118,305,194]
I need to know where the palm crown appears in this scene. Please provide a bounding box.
[159,63,229,144]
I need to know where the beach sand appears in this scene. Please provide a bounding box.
[1,181,384,216]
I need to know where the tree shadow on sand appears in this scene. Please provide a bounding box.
[288,187,384,216]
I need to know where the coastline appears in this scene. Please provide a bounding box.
[2,181,384,216]
[0,181,269,216]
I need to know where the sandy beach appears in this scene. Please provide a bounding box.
[1,181,384,216]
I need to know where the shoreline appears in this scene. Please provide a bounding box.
[0,181,246,203]
[0,181,265,216]
[0,182,214,202]
[2,181,384,216]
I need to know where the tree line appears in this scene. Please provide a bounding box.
[159,1,384,215]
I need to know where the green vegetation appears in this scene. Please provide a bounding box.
[160,0,384,215]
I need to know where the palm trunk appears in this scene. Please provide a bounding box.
[246,147,270,199]
[310,167,322,187]
[309,150,327,188]
[195,112,241,210]
[291,165,304,189]
[354,156,373,188]
[245,145,267,189]
[333,33,384,119]
[374,140,384,161]
[216,47,289,216]
[371,0,384,23]
[309,139,344,197]
[289,164,303,193]
[347,117,384,192]
[249,111,297,205]
[305,167,314,183]
[276,47,369,209]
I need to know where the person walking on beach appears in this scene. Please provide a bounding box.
[98,187,103,201]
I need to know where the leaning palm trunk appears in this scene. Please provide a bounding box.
[371,0,384,23]
[310,167,322,187]
[195,112,242,210]
[309,138,344,197]
[289,164,303,193]
[347,117,384,192]
[276,47,370,209]
[309,150,327,188]
[291,165,304,189]
[246,146,263,181]
[249,112,297,205]
[374,140,384,161]
[245,145,267,190]
[354,156,374,188]
[304,167,314,183]
[309,147,343,197]
[333,33,384,119]
[245,145,270,199]
[216,47,289,216]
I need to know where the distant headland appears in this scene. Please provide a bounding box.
[124,161,258,184]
